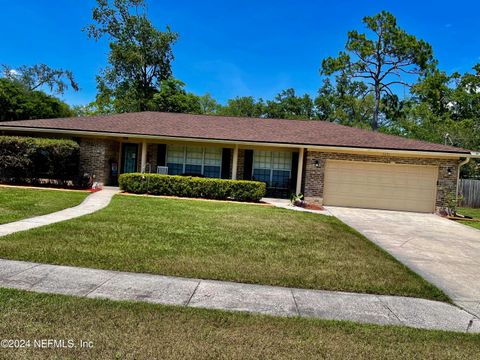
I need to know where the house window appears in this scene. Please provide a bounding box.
[252,150,292,188]
[203,147,222,178]
[185,146,203,175]
[166,145,221,178]
[166,145,184,175]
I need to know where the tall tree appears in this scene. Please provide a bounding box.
[218,96,265,118]
[151,78,201,113]
[0,78,73,121]
[2,64,78,95]
[315,74,374,128]
[381,64,480,177]
[264,89,316,120]
[86,0,178,112]
[321,11,435,130]
[197,93,220,115]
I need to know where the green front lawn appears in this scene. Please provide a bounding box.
[0,288,477,359]
[0,186,88,224]
[457,207,480,230]
[0,194,447,301]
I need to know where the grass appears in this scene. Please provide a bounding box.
[0,194,447,301]
[457,207,480,230]
[0,186,88,224]
[0,288,478,359]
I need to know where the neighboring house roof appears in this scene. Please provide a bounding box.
[0,111,471,155]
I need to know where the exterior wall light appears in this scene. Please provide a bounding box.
[314,160,320,168]
[447,167,452,176]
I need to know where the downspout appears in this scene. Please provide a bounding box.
[456,157,470,203]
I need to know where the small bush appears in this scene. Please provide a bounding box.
[119,173,266,202]
[0,136,79,185]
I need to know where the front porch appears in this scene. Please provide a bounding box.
[81,138,305,198]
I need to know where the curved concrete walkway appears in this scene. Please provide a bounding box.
[0,187,119,237]
[0,259,478,333]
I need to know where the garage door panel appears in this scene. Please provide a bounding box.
[323,160,438,213]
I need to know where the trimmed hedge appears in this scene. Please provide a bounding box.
[119,173,266,202]
[0,136,80,184]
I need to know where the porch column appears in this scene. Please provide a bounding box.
[141,141,147,173]
[231,144,239,180]
[296,148,304,194]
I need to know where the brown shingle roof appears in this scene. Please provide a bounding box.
[0,111,470,154]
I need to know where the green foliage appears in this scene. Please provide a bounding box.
[218,90,317,120]
[290,193,304,206]
[315,74,374,128]
[0,78,73,121]
[382,64,480,177]
[443,192,462,216]
[151,79,202,113]
[218,96,265,118]
[264,89,316,119]
[321,11,435,130]
[119,173,266,202]
[71,102,106,117]
[2,64,78,95]
[0,136,80,183]
[86,0,179,112]
[197,93,221,114]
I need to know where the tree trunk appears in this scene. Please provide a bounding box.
[372,85,380,131]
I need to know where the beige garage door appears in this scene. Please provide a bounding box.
[323,160,438,213]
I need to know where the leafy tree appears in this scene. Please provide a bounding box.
[2,64,78,95]
[264,88,316,119]
[449,64,480,121]
[86,0,179,112]
[151,79,201,113]
[198,93,220,115]
[382,64,480,177]
[72,102,107,117]
[218,96,265,118]
[0,78,73,121]
[315,74,374,128]
[321,11,435,130]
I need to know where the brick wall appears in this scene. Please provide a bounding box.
[146,144,158,172]
[79,138,120,185]
[303,150,459,209]
[236,149,245,180]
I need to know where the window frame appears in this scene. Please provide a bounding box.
[252,150,292,188]
[165,145,222,178]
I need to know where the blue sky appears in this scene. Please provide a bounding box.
[1,0,479,106]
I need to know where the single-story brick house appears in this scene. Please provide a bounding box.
[0,112,477,213]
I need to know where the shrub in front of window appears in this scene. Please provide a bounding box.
[118,173,266,202]
[0,136,80,185]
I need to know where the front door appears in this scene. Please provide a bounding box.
[122,143,138,173]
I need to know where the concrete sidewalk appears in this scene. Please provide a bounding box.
[0,259,478,333]
[0,187,119,237]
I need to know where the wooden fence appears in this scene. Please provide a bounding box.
[459,179,480,208]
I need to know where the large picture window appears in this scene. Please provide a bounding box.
[252,150,292,188]
[166,145,221,178]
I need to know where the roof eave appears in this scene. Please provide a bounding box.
[0,125,471,158]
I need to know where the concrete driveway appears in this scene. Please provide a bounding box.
[326,206,480,316]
